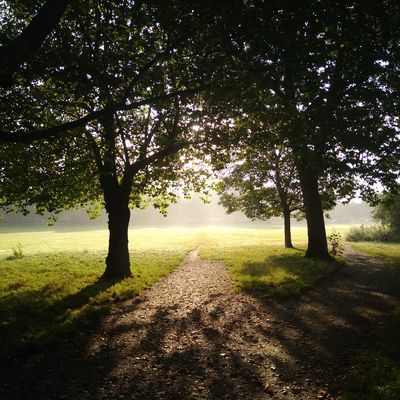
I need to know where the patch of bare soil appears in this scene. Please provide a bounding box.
[1,246,399,400]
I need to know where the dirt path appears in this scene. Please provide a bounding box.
[1,246,399,400]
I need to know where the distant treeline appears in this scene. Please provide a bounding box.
[0,197,372,228]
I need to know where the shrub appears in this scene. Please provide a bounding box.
[11,243,24,259]
[346,225,400,242]
[327,229,342,256]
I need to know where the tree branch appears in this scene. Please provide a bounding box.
[115,115,130,167]
[129,141,187,176]
[122,47,172,102]
[84,130,103,172]
[0,85,206,144]
[0,0,72,88]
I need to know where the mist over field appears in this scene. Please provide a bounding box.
[0,193,372,230]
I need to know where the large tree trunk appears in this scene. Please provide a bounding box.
[282,207,294,248]
[102,199,132,280]
[297,164,330,259]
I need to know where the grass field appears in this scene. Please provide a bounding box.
[199,226,343,297]
[339,241,400,400]
[0,225,347,358]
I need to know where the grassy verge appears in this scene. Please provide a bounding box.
[199,227,341,297]
[0,228,204,358]
[340,242,400,400]
[0,249,189,358]
[349,242,400,265]
[0,226,347,358]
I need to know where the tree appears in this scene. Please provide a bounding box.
[0,0,219,279]
[214,0,400,259]
[216,139,337,248]
[217,145,303,248]
[372,192,400,236]
[0,0,216,144]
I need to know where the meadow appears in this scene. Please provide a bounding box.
[2,225,399,398]
[0,225,348,357]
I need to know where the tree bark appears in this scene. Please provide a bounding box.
[102,198,132,280]
[297,163,330,259]
[282,207,294,248]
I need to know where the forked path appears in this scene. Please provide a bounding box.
[1,246,400,400]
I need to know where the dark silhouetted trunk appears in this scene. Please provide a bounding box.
[99,180,132,280]
[102,199,132,280]
[282,207,293,248]
[277,183,294,249]
[297,164,330,259]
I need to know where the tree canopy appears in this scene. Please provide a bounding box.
[1,0,399,275]
[212,0,400,258]
[372,192,400,236]
[0,0,72,88]
[0,0,224,278]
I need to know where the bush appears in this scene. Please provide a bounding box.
[346,225,400,242]
[327,229,342,256]
[11,242,24,259]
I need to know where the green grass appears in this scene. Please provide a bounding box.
[350,242,400,266]
[0,226,346,358]
[340,242,400,400]
[0,226,203,256]
[199,226,342,297]
[0,251,190,358]
[0,228,201,358]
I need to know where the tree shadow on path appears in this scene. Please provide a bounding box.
[0,246,399,400]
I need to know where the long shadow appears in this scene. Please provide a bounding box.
[0,251,399,399]
[237,252,341,297]
[238,250,400,388]
[0,291,268,399]
[0,276,116,359]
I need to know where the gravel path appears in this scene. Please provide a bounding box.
[1,246,399,400]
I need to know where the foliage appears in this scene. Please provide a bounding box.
[327,229,342,256]
[0,0,213,212]
[1,0,400,267]
[372,192,400,234]
[346,224,400,242]
[209,0,400,258]
[0,0,224,277]
[226,0,400,191]
[347,193,400,243]
[216,144,304,221]
[0,0,71,88]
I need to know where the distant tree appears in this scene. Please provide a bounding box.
[216,139,337,248]
[372,192,400,235]
[217,145,303,248]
